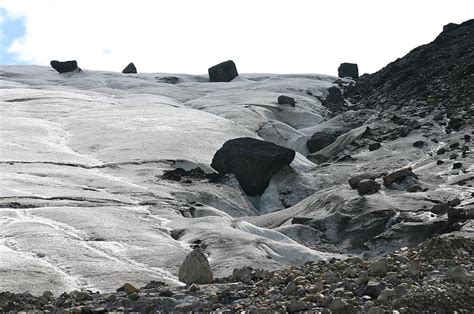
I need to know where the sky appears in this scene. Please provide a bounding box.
[0,0,472,75]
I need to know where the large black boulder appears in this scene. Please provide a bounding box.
[208,60,238,82]
[307,132,337,153]
[211,137,295,195]
[338,63,359,79]
[122,63,137,74]
[50,60,79,73]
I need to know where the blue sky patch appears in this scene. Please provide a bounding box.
[0,8,28,65]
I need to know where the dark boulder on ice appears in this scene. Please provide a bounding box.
[50,60,79,73]
[211,137,295,195]
[122,62,137,74]
[208,60,239,82]
[357,179,381,195]
[338,63,359,79]
[369,142,381,151]
[348,173,378,189]
[413,140,426,148]
[278,95,296,106]
[383,167,418,187]
[307,132,337,153]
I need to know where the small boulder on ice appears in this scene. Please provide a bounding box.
[369,142,381,151]
[413,140,426,148]
[338,62,359,79]
[178,249,213,285]
[277,95,296,106]
[211,137,295,195]
[383,167,418,187]
[50,60,80,73]
[307,132,337,153]
[348,173,377,189]
[208,60,238,82]
[357,179,381,195]
[122,62,137,74]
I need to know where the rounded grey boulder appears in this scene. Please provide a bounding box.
[178,249,213,285]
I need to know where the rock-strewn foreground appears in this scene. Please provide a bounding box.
[1,20,473,312]
[1,235,472,313]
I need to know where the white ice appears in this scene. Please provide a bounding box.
[0,65,339,295]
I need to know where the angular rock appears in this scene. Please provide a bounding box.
[338,63,359,79]
[368,257,388,276]
[369,142,381,151]
[400,126,411,137]
[357,179,381,195]
[277,95,296,106]
[329,297,351,313]
[383,167,418,187]
[449,142,460,149]
[377,288,395,303]
[446,266,471,283]
[413,140,426,148]
[50,60,79,73]
[232,266,253,282]
[211,137,295,195]
[452,162,463,169]
[325,86,344,105]
[75,291,93,301]
[307,132,337,153]
[348,173,377,189]
[407,185,423,192]
[291,217,313,224]
[287,301,307,312]
[208,60,238,82]
[117,283,139,294]
[407,261,420,277]
[42,291,54,301]
[431,203,449,215]
[448,207,466,222]
[178,249,213,284]
[282,281,297,295]
[365,279,384,298]
[122,63,137,74]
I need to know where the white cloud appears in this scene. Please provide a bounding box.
[0,0,473,74]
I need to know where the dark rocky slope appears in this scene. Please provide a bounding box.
[347,19,473,129]
[257,19,474,258]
